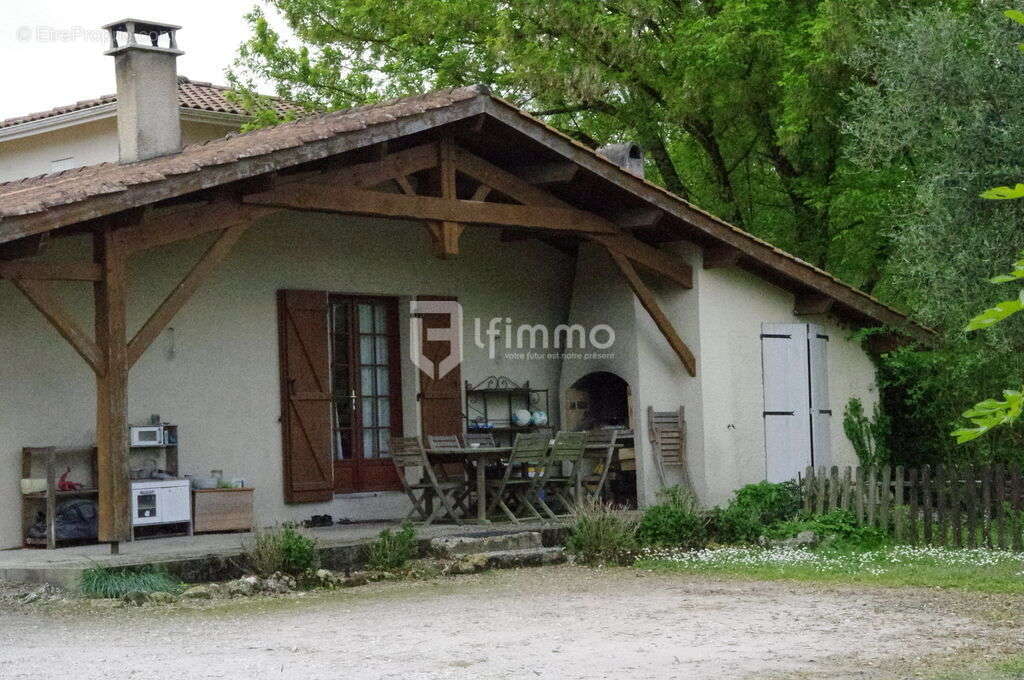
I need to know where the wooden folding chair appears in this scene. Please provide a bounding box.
[426,434,473,515]
[487,433,552,523]
[648,406,687,488]
[581,429,619,502]
[390,437,467,525]
[542,431,588,517]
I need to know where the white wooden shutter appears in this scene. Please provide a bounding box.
[808,324,832,468]
[761,323,812,483]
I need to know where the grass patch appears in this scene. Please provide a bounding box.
[565,499,639,566]
[636,545,1024,593]
[366,523,418,571]
[245,524,320,577]
[925,654,1024,679]
[80,566,182,599]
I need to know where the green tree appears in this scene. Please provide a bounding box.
[230,0,930,274]
[841,4,1024,463]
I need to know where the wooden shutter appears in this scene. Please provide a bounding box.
[278,290,333,503]
[415,296,464,439]
[761,323,812,483]
[808,325,832,468]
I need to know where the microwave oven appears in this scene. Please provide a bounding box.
[130,425,165,447]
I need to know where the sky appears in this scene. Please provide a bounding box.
[0,0,276,119]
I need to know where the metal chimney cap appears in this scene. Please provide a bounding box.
[597,142,645,178]
[103,19,183,57]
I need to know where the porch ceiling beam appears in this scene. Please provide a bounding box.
[794,293,834,316]
[310,141,440,189]
[608,249,697,377]
[613,207,664,230]
[243,184,618,234]
[127,219,254,368]
[122,200,274,254]
[516,161,579,186]
[10,277,104,375]
[448,145,691,288]
[0,261,102,281]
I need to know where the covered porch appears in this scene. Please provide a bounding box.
[0,87,699,553]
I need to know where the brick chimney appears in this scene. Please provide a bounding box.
[102,19,183,163]
[597,142,644,178]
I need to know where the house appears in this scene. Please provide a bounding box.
[0,19,931,550]
[0,69,302,182]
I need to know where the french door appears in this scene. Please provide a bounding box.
[330,295,403,493]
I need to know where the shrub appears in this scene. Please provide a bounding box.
[768,509,890,550]
[366,522,418,571]
[637,486,708,549]
[710,481,802,544]
[246,524,320,576]
[80,566,181,599]
[566,499,639,566]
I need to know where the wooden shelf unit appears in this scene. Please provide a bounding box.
[20,446,98,550]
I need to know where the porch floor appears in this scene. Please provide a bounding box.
[0,520,566,588]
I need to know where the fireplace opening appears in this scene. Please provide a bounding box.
[564,371,636,507]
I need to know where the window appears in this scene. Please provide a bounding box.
[760,323,831,482]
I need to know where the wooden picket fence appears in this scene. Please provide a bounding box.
[801,465,1024,549]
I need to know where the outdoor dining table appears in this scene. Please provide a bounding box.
[426,441,623,522]
[426,446,511,523]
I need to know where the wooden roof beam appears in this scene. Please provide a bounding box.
[613,207,663,230]
[608,249,696,377]
[516,161,579,186]
[703,244,742,269]
[794,293,834,316]
[0,261,102,281]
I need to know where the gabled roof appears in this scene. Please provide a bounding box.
[0,76,305,130]
[0,85,931,342]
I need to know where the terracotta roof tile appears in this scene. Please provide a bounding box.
[0,77,305,130]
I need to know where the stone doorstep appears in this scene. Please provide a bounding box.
[430,531,543,557]
[448,546,566,574]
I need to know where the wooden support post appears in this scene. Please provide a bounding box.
[426,138,464,258]
[94,226,131,547]
[607,249,697,377]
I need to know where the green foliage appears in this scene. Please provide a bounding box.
[566,499,639,566]
[80,566,181,599]
[366,523,418,571]
[710,481,803,544]
[246,524,320,576]
[769,509,890,550]
[843,397,890,466]
[637,486,708,549]
[230,0,956,276]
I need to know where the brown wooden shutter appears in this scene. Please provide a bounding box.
[416,296,464,439]
[278,290,334,503]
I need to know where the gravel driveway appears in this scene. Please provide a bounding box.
[0,566,1019,679]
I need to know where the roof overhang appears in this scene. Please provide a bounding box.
[0,87,934,344]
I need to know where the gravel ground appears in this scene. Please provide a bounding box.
[0,566,1020,680]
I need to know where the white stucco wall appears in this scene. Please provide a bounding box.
[0,116,238,182]
[561,242,878,509]
[694,262,876,507]
[0,213,574,548]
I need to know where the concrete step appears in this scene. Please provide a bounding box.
[444,546,565,574]
[430,530,542,557]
